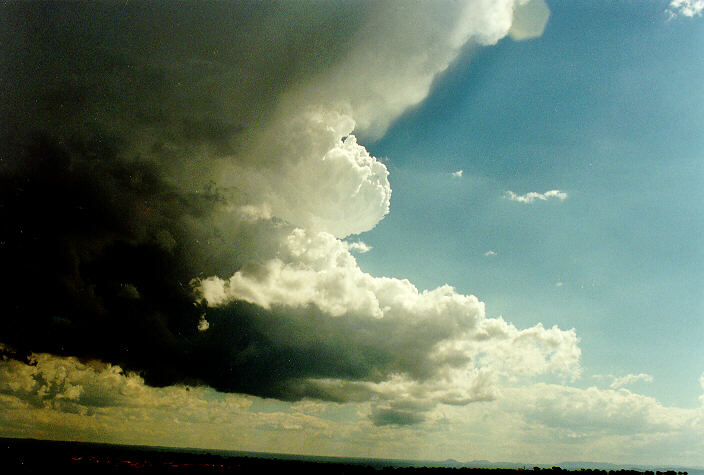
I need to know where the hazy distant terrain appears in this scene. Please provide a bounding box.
[1,438,700,475]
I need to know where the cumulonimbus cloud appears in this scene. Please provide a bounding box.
[0,0,571,425]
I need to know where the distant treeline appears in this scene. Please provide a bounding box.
[383,470,686,475]
[0,438,688,475]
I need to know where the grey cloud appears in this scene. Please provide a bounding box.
[371,407,426,427]
[0,0,361,384]
[187,298,472,399]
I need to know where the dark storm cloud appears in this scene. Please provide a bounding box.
[188,299,476,401]
[0,129,217,384]
[370,407,426,427]
[0,0,443,405]
[0,1,363,390]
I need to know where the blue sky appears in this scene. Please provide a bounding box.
[359,0,704,408]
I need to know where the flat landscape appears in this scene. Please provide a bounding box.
[0,438,695,475]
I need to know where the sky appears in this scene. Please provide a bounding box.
[0,0,703,467]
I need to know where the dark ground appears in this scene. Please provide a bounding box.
[0,437,687,475]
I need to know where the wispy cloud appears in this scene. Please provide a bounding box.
[667,0,704,17]
[594,373,654,389]
[610,373,654,389]
[484,250,497,257]
[505,189,567,203]
[452,170,463,178]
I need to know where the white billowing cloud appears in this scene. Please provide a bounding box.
[470,319,581,380]
[418,381,704,465]
[505,189,568,203]
[485,250,497,256]
[509,0,551,41]
[609,373,654,389]
[196,227,581,417]
[213,0,544,238]
[197,229,391,318]
[527,385,699,441]
[221,109,391,238]
[668,0,704,17]
[506,383,704,465]
[201,228,458,320]
[452,170,464,178]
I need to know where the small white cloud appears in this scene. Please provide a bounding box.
[505,189,567,203]
[452,170,463,178]
[609,373,654,389]
[555,282,563,287]
[667,0,704,17]
[347,241,372,254]
[484,250,497,257]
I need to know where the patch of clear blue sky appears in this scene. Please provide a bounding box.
[357,0,703,407]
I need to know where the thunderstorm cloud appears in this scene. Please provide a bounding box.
[0,0,580,425]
